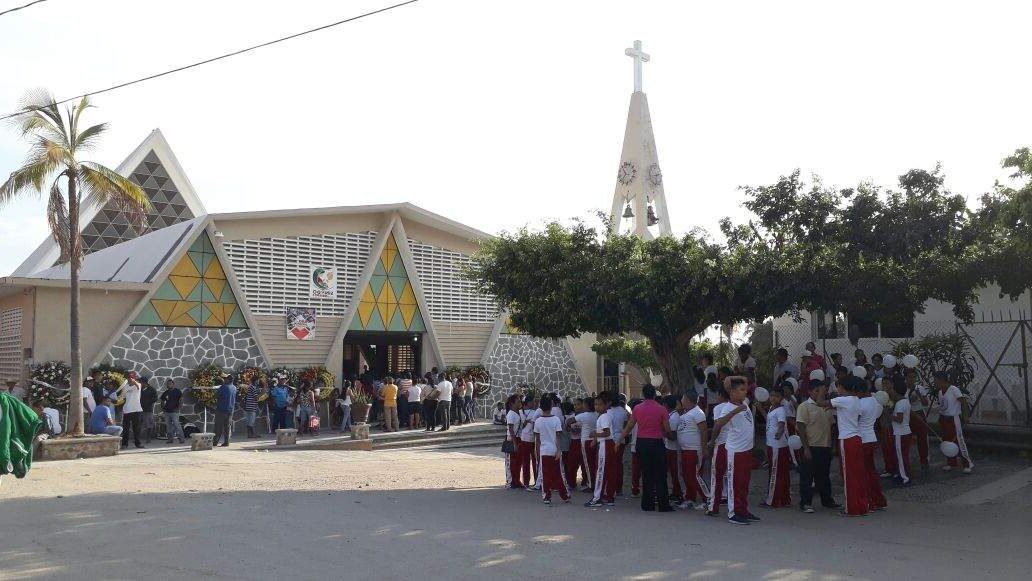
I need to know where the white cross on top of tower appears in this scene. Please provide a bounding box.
[624,40,650,93]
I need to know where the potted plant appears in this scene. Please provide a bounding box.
[350,390,372,424]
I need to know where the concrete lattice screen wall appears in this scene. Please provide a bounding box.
[479,334,587,418]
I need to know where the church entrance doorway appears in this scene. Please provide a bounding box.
[342,331,423,380]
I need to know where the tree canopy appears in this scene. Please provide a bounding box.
[975,148,1032,300]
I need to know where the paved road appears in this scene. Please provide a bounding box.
[1,446,1029,580]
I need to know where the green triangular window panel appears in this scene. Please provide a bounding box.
[227,308,247,328]
[132,302,163,326]
[365,306,385,331]
[387,310,407,331]
[388,276,407,298]
[188,250,205,274]
[201,235,215,253]
[187,303,204,325]
[154,279,182,300]
[372,261,387,277]
[388,256,407,278]
[411,310,426,332]
[189,236,206,253]
[200,281,217,302]
[186,282,204,302]
[369,274,387,297]
[219,283,236,304]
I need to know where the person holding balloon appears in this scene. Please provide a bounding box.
[904,365,932,469]
[888,379,914,486]
[831,376,869,516]
[761,387,792,508]
[934,371,974,473]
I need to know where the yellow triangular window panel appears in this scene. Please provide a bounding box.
[349,233,426,332]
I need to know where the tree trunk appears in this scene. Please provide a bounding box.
[67,174,84,436]
[649,329,701,396]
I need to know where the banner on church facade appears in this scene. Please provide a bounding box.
[309,266,337,299]
[286,307,316,341]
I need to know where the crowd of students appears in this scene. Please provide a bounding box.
[500,347,975,525]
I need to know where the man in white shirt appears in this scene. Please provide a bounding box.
[889,382,913,485]
[117,372,145,449]
[406,380,422,429]
[434,375,454,432]
[534,397,568,503]
[858,384,887,511]
[831,377,868,516]
[676,392,709,510]
[763,389,791,508]
[934,372,974,473]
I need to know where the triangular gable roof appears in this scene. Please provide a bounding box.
[29,217,204,284]
[12,129,208,276]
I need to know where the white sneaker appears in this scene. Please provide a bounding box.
[941,465,953,472]
[962,467,973,474]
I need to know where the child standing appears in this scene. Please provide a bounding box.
[493,401,507,425]
[831,376,868,516]
[706,389,731,516]
[575,397,598,493]
[586,393,617,507]
[534,397,569,504]
[763,388,791,508]
[608,395,630,495]
[858,384,887,511]
[561,401,580,490]
[906,368,931,469]
[663,395,683,503]
[889,380,913,486]
[934,371,974,473]
[519,396,539,490]
[715,377,758,525]
[676,392,709,510]
[504,395,524,489]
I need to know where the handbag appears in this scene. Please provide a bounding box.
[308,415,321,430]
[501,439,516,454]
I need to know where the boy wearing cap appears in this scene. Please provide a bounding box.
[934,372,974,473]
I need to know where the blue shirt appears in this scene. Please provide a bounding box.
[217,383,237,413]
[89,405,114,434]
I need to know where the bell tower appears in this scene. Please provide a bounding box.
[609,40,672,238]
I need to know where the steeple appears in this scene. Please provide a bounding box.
[609,41,672,238]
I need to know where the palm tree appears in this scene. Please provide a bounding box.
[1,90,149,436]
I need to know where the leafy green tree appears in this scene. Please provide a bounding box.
[975,148,1032,300]
[472,223,805,392]
[0,92,149,436]
[591,336,656,371]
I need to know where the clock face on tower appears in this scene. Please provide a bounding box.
[648,163,662,187]
[617,161,637,185]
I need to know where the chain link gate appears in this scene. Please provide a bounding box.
[956,319,1031,428]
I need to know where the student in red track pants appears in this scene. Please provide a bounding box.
[504,395,523,489]
[935,372,975,472]
[586,394,618,507]
[706,390,731,516]
[832,377,868,516]
[859,385,887,511]
[563,402,582,490]
[876,417,897,476]
[676,392,709,508]
[534,397,569,503]
[717,377,757,525]
[762,389,792,508]
[906,369,931,468]
[889,381,914,485]
[662,396,683,502]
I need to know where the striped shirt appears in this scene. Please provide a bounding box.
[243,384,262,412]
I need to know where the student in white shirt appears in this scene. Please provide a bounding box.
[831,377,868,516]
[676,391,709,510]
[519,395,540,488]
[662,395,683,502]
[585,393,617,507]
[905,368,931,468]
[534,397,569,503]
[116,373,145,449]
[504,395,524,489]
[608,395,630,495]
[573,397,598,492]
[706,389,732,516]
[762,389,791,508]
[858,383,887,511]
[565,399,587,490]
[408,381,423,428]
[713,377,757,525]
[889,383,913,485]
[434,376,454,432]
[934,372,974,472]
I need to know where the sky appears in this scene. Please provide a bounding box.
[1,0,1030,276]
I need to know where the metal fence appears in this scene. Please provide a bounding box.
[773,317,1032,428]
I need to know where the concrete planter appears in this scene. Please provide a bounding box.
[38,435,120,461]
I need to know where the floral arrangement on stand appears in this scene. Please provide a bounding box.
[464,364,491,397]
[235,366,269,398]
[268,366,299,386]
[89,363,129,405]
[188,363,225,408]
[29,361,71,407]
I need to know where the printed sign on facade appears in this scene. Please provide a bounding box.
[309,266,337,299]
[286,307,316,341]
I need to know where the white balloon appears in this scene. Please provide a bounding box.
[809,369,826,381]
[649,371,663,387]
[852,366,868,379]
[883,354,898,368]
[754,387,770,402]
[788,434,803,450]
[940,441,960,458]
[902,354,919,369]
[874,378,884,391]
[874,390,890,406]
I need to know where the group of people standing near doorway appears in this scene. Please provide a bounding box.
[500,345,975,526]
[351,367,479,433]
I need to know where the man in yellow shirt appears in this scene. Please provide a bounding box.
[382,378,399,432]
